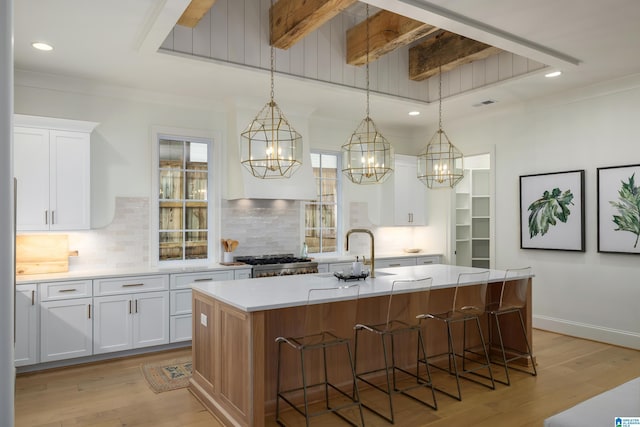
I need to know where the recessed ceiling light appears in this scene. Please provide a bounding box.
[408,111,420,116]
[32,42,53,51]
[545,71,562,78]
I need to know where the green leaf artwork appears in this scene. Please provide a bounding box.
[527,188,574,238]
[610,173,640,248]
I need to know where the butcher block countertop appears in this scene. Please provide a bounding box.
[191,264,530,312]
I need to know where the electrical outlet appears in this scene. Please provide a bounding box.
[200,313,207,327]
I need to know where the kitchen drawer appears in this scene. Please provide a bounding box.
[416,255,441,265]
[170,270,234,290]
[93,274,169,296]
[234,268,252,280]
[40,280,92,301]
[375,258,416,269]
[170,289,192,315]
[170,314,192,342]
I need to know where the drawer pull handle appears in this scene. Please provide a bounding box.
[135,299,138,314]
[122,283,145,287]
[389,263,401,267]
[58,288,77,293]
[129,300,132,314]
[88,304,91,319]
[194,278,213,282]
[31,290,35,306]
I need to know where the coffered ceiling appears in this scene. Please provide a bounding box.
[13,0,640,133]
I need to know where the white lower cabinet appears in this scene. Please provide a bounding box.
[93,275,170,354]
[40,297,93,363]
[93,291,169,354]
[15,284,38,366]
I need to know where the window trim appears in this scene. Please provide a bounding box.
[150,126,221,267]
[305,150,342,256]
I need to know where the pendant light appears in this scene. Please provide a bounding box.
[417,34,464,189]
[341,4,394,185]
[240,10,302,179]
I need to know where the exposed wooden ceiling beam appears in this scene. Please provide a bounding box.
[346,10,438,66]
[177,0,217,28]
[409,31,501,81]
[270,0,357,49]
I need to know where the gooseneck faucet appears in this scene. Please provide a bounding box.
[345,228,375,278]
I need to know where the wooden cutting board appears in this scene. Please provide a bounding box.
[16,234,70,275]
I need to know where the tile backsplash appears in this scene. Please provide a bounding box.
[64,196,439,273]
[66,197,302,272]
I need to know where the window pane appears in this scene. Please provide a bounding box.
[159,204,182,230]
[187,142,208,169]
[186,204,207,230]
[186,171,207,200]
[186,231,207,259]
[159,139,184,168]
[159,231,183,261]
[159,170,184,200]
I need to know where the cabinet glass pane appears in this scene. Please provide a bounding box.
[186,171,207,200]
[159,170,184,200]
[186,205,207,230]
[159,205,183,230]
[159,140,184,168]
[159,232,183,261]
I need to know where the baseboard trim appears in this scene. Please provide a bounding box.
[533,315,640,350]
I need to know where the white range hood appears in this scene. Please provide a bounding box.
[224,102,316,200]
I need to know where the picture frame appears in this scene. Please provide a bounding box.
[520,170,585,251]
[597,164,640,254]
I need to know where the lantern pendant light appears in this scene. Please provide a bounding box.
[240,12,302,179]
[417,35,464,189]
[341,4,394,185]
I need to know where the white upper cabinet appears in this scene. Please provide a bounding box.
[14,115,98,231]
[380,154,426,226]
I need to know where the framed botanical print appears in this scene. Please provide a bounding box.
[597,164,640,254]
[520,170,585,251]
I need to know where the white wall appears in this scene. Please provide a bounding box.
[15,71,228,229]
[443,74,640,349]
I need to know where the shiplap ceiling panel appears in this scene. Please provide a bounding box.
[163,0,544,104]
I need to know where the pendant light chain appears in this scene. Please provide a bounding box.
[270,43,275,103]
[365,4,370,119]
[239,0,303,179]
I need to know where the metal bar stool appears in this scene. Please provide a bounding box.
[353,278,437,424]
[486,267,537,385]
[275,284,365,427]
[417,270,495,401]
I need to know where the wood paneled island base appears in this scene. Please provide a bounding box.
[188,265,533,427]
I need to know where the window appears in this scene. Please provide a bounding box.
[157,136,211,262]
[304,152,340,254]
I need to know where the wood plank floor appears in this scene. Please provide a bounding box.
[15,329,640,427]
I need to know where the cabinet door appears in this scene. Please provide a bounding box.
[93,295,133,354]
[170,314,192,342]
[394,158,426,226]
[49,130,91,230]
[40,298,92,362]
[15,284,38,366]
[133,292,169,349]
[14,127,50,231]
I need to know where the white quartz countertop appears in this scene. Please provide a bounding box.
[15,263,251,284]
[192,264,529,313]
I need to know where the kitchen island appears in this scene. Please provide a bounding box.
[189,264,533,427]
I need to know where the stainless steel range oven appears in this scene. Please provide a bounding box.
[234,254,318,278]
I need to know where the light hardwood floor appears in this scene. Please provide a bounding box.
[16,329,640,427]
